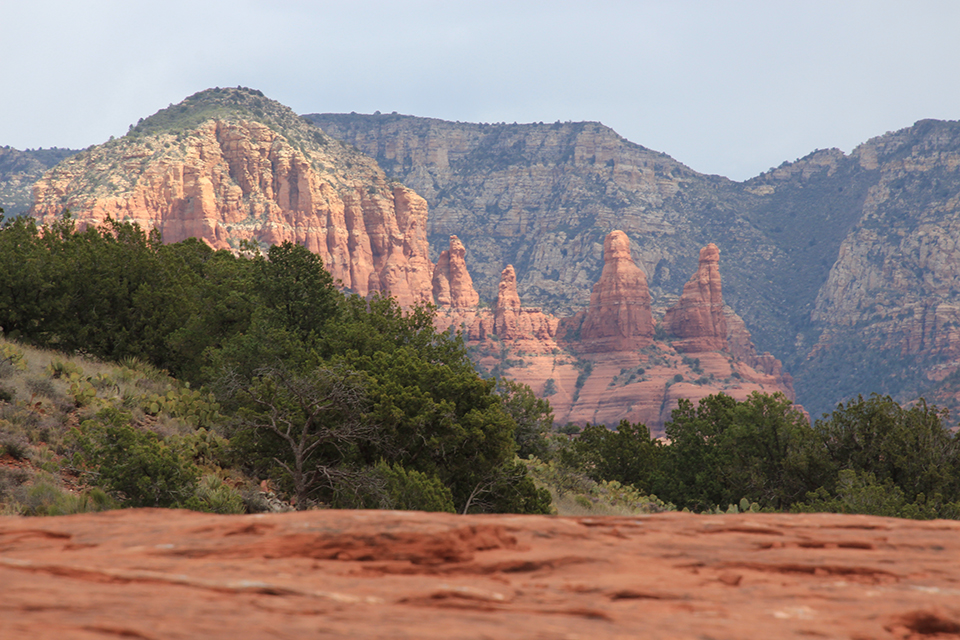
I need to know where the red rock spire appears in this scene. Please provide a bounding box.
[662,243,728,352]
[432,235,480,308]
[579,230,654,352]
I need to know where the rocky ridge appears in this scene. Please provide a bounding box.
[21,91,796,433]
[29,88,436,306]
[0,146,76,216]
[439,231,795,432]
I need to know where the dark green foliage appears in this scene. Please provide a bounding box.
[497,378,554,460]
[349,461,456,513]
[656,392,827,512]
[812,394,960,504]
[224,364,377,510]
[792,470,950,519]
[72,408,200,508]
[565,420,661,491]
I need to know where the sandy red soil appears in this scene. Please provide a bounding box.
[1,508,959,639]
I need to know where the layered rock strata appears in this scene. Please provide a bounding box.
[443,231,797,433]
[6,508,960,640]
[663,243,728,352]
[579,231,655,352]
[490,265,558,341]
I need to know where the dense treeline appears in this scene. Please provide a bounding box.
[2,212,958,519]
[0,213,551,514]
[551,392,960,519]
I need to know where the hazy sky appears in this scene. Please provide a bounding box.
[3,1,959,180]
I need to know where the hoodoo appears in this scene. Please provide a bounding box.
[432,235,480,308]
[663,243,728,353]
[579,230,654,352]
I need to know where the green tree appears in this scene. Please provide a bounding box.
[657,392,823,511]
[497,378,554,460]
[812,394,960,505]
[565,420,661,491]
[225,364,378,510]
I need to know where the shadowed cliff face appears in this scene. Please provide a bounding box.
[0,147,78,216]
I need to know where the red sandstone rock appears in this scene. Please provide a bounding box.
[579,230,654,352]
[432,235,480,308]
[491,265,557,341]
[663,243,728,352]
[2,508,958,639]
[31,119,436,306]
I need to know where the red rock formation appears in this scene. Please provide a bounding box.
[4,508,960,639]
[663,243,728,352]
[431,235,480,308]
[579,230,654,352]
[490,265,558,341]
[30,119,435,306]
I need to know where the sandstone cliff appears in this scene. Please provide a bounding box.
[30,88,435,306]
[28,92,960,421]
[663,243,728,353]
[307,112,960,419]
[450,231,796,433]
[303,113,778,322]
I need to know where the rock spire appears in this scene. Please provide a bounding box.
[432,235,480,308]
[663,243,728,352]
[579,230,654,352]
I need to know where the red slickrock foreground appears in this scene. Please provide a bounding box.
[2,508,959,639]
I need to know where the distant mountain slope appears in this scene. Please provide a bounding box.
[303,114,791,344]
[14,92,960,419]
[0,146,76,215]
[306,112,960,419]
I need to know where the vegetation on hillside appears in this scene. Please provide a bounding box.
[0,212,551,515]
[538,391,960,519]
[1,210,957,520]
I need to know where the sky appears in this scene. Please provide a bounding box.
[3,0,959,181]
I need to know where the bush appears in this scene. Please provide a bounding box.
[367,461,456,512]
[9,479,118,516]
[193,474,244,514]
[793,469,939,519]
[72,408,200,508]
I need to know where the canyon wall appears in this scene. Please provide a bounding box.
[450,231,796,433]
[26,89,960,421]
